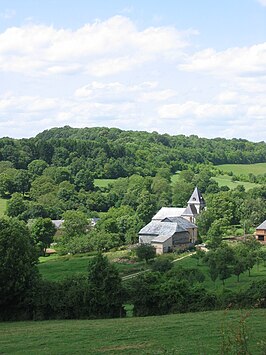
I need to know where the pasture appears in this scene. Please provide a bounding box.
[217,163,266,176]
[0,198,7,217]
[212,175,259,191]
[94,178,118,188]
[38,251,148,281]
[0,309,265,354]
[38,251,266,292]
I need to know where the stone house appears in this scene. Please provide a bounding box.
[138,187,204,254]
[255,220,266,244]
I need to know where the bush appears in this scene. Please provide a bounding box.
[151,258,173,273]
[136,244,156,263]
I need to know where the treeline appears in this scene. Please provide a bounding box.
[1,126,266,175]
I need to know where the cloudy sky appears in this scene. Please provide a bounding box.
[0,0,266,141]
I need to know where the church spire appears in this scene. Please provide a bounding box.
[187,186,205,213]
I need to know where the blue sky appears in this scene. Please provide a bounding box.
[0,0,266,140]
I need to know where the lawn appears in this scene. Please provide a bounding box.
[38,251,148,281]
[38,250,266,292]
[0,198,7,217]
[175,253,266,291]
[212,175,259,191]
[216,163,266,176]
[170,172,180,184]
[0,309,265,354]
[94,178,118,188]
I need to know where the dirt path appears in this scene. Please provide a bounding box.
[122,252,195,281]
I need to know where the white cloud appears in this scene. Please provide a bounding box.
[0,15,265,142]
[158,101,236,119]
[74,81,176,103]
[180,43,266,78]
[0,16,193,76]
[257,0,266,6]
[0,9,16,20]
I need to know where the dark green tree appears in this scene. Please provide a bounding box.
[136,244,156,263]
[0,217,39,320]
[30,218,56,255]
[87,254,125,317]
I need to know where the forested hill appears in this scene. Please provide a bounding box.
[1,126,266,177]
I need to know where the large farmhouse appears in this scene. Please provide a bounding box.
[138,187,205,254]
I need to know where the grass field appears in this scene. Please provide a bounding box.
[94,178,118,188]
[171,172,180,184]
[212,175,259,191]
[175,252,266,291]
[217,163,266,176]
[0,198,7,217]
[0,309,265,354]
[38,251,148,281]
[38,251,266,292]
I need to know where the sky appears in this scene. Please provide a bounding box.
[0,0,266,141]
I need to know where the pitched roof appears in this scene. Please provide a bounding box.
[188,187,205,206]
[51,220,64,229]
[182,204,198,216]
[152,207,185,221]
[256,220,266,230]
[139,217,197,237]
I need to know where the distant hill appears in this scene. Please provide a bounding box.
[1,126,266,178]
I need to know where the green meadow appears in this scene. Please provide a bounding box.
[212,175,259,191]
[38,251,148,281]
[0,198,7,217]
[38,252,266,293]
[217,163,266,176]
[0,309,265,354]
[94,178,118,188]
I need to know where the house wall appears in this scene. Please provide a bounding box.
[172,232,190,248]
[187,227,197,243]
[256,229,266,244]
[152,237,173,254]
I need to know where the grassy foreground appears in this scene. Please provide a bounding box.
[0,309,265,354]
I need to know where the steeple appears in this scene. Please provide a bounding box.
[187,187,205,214]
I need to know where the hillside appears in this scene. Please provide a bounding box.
[1,127,266,178]
[0,309,265,354]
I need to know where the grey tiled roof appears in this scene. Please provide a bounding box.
[139,217,197,237]
[188,187,205,206]
[152,207,185,220]
[256,220,266,230]
[182,204,198,216]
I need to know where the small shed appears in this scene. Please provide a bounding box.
[255,220,266,244]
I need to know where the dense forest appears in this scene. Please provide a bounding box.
[1,126,266,175]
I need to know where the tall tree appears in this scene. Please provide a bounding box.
[30,218,56,255]
[0,217,39,320]
[87,254,125,317]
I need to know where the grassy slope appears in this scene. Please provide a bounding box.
[94,178,118,188]
[38,252,266,292]
[212,175,259,191]
[0,309,265,354]
[173,253,266,291]
[0,198,7,217]
[217,163,266,176]
[38,252,148,281]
